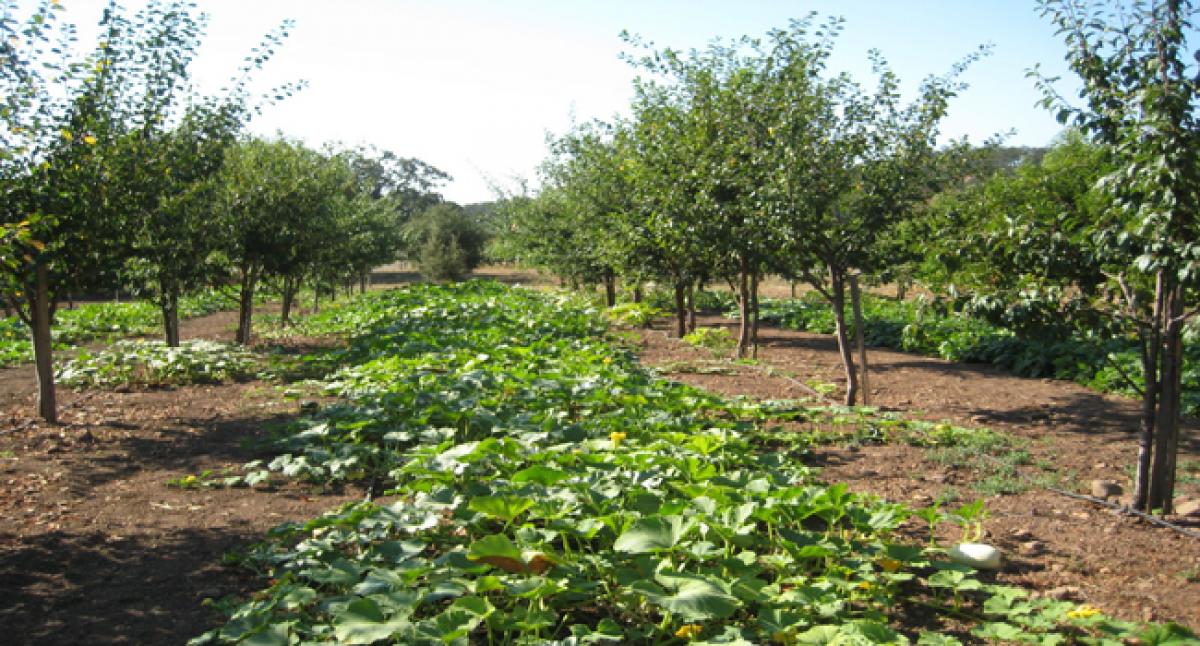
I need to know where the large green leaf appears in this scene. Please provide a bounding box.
[469,495,535,522]
[511,464,572,486]
[332,598,411,644]
[630,574,739,621]
[613,515,694,553]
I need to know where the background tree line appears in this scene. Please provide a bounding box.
[494,1,1199,515]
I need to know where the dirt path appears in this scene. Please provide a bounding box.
[636,315,1200,627]
[0,308,359,644]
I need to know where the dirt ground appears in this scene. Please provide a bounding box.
[635,315,1200,629]
[0,308,362,644]
[1,273,1197,643]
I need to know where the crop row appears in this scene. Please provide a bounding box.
[0,288,268,368]
[192,282,1189,645]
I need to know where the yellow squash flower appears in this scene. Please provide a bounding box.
[609,431,627,446]
[1066,605,1102,619]
[60,130,73,141]
[675,624,703,639]
[82,135,97,145]
[877,557,902,573]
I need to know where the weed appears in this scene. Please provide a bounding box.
[682,326,736,356]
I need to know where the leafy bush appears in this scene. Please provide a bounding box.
[57,339,260,388]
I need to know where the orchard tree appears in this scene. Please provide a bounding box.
[744,17,983,401]
[218,138,355,344]
[1030,0,1199,513]
[0,0,135,422]
[109,9,296,346]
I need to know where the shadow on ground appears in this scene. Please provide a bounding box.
[0,527,257,645]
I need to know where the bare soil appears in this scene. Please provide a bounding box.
[0,308,359,644]
[635,314,1200,628]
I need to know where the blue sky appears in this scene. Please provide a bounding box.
[52,1,1079,203]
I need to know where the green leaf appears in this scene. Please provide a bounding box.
[630,574,739,621]
[241,623,289,646]
[613,515,694,553]
[511,464,571,486]
[332,598,409,644]
[468,494,535,522]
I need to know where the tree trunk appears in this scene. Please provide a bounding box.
[160,284,180,347]
[829,265,858,406]
[674,280,687,338]
[750,271,760,359]
[735,256,751,358]
[790,280,797,299]
[849,275,869,406]
[235,264,259,346]
[1134,275,1163,511]
[312,284,320,314]
[1148,281,1185,513]
[686,281,697,334]
[603,268,617,308]
[633,284,643,304]
[281,276,297,327]
[31,263,56,423]
[360,273,369,294]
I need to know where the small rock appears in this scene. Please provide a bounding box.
[1020,540,1045,556]
[1010,528,1035,541]
[1091,479,1123,500]
[1175,499,1200,517]
[1045,585,1083,601]
[1093,462,1108,469]
[925,473,950,484]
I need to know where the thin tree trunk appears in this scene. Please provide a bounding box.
[281,276,297,327]
[360,273,369,294]
[736,256,751,358]
[1134,274,1163,511]
[235,264,258,346]
[686,281,697,334]
[161,285,180,347]
[633,284,643,304]
[674,280,687,338]
[603,268,617,308]
[31,264,56,423]
[312,284,320,314]
[1149,281,1185,513]
[829,265,858,406]
[849,274,869,406]
[750,271,760,359]
[790,280,797,299]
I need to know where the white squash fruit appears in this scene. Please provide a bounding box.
[948,542,1002,570]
